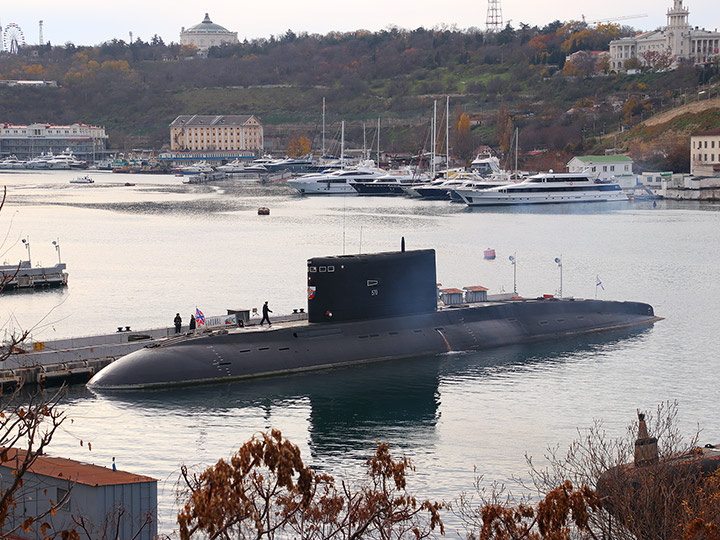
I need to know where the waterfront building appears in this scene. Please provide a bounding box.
[609,0,720,71]
[691,128,720,177]
[0,447,157,539]
[0,123,108,161]
[567,155,634,181]
[169,114,264,153]
[180,13,238,54]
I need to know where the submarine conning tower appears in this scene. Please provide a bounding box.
[307,249,437,323]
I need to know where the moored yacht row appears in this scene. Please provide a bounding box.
[286,163,628,206]
[0,151,89,170]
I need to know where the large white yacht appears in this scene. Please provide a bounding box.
[287,161,386,194]
[47,151,88,169]
[456,171,628,206]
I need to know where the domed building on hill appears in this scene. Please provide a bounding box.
[180,13,238,54]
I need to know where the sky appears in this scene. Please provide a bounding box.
[1,0,718,49]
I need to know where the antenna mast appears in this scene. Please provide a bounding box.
[486,0,504,32]
[39,20,43,46]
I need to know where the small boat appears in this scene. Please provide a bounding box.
[484,249,496,260]
[69,175,94,184]
[257,207,270,215]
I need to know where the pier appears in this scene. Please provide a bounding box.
[0,310,308,388]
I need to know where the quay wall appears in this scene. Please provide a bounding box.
[0,312,308,388]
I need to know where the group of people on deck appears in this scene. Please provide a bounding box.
[173,301,272,333]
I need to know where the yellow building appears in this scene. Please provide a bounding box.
[169,115,263,152]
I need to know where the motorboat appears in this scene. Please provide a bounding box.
[175,161,214,175]
[69,175,94,184]
[183,171,227,184]
[351,167,430,196]
[287,161,386,194]
[0,156,26,169]
[48,151,88,169]
[456,171,629,206]
[25,154,53,169]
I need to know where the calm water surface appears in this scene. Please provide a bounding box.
[1,169,719,537]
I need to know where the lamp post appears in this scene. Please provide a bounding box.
[52,239,61,264]
[509,253,517,295]
[554,257,563,298]
[21,238,31,266]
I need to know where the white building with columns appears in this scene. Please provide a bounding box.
[609,0,720,71]
[180,14,239,54]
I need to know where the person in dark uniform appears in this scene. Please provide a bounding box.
[189,314,196,331]
[260,301,272,326]
[174,313,182,333]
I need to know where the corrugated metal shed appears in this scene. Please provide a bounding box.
[439,288,464,305]
[463,286,489,303]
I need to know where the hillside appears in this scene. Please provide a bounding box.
[0,22,718,171]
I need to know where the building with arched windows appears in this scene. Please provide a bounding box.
[180,13,238,54]
[609,0,719,71]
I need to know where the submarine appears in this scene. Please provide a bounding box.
[87,246,661,390]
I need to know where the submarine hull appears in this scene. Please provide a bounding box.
[88,299,660,390]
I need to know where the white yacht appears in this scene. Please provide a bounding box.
[351,167,429,196]
[176,161,214,175]
[0,156,26,169]
[287,161,386,194]
[456,171,628,206]
[25,154,53,169]
[47,151,88,169]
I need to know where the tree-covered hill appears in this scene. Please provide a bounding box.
[0,21,718,170]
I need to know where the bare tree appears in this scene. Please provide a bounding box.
[452,402,720,540]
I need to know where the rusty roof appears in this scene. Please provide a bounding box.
[440,288,464,294]
[0,447,156,487]
[463,286,489,292]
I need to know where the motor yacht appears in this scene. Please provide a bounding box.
[287,161,386,194]
[456,171,628,206]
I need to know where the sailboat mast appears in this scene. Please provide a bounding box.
[322,97,326,157]
[432,100,437,177]
[446,96,450,173]
[377,117,380,166]
[341,120,345,165]
[514,127,518,174]
[363,122,367,160]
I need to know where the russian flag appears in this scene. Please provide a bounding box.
[196,307,205,325]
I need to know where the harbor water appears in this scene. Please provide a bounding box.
[1,169,719,537]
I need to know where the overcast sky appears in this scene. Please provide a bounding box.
[1,0,718,49]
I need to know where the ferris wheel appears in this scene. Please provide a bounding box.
[2,23,26,54]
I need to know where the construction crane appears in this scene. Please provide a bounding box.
[581,13,648,25]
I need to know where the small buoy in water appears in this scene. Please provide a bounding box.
[258,207,270,215]
[483,248,496,260]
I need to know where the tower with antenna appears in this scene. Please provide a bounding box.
[39,20,43,46]
[486,0,503,33]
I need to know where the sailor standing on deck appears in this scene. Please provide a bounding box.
[260,301,272,326]
[174,313,182,333]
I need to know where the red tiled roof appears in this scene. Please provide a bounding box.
[0,447,156,487]
[694,128,720,137]
[440,288,464,294]
[463,286,489,292]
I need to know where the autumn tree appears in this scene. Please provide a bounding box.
[177,429,444,540]
[455,112,474,164]
[287,135,312,157]
[642,49,674,72]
